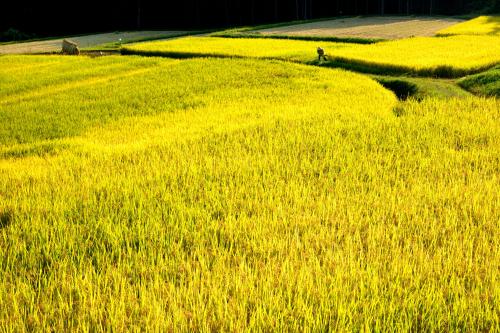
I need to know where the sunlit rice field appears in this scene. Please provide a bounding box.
[437,15,500,36]
[124,35,500,77]
[0,55,499,331]
[0,55,392,146]
[328,35,500,77]
[122,36,349,62]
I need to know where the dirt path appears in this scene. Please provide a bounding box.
[255,16,464,40]
[0,31,187,55]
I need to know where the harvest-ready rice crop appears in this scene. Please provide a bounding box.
[327,35,500,77]
[123,35,500,77]
[437,15,500,36]
[0,55,391,146]
[0,55,499,331]
[122,36,349,62]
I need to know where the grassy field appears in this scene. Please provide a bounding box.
[372,76,472,100]
[326,34,500,77]
[122,36,350,62]
[1,18,500,331]
[324,36,500,77]
[437,15,500,36]
[123,35,500,77]
[0,55,394,146]
[1,54,499,332]
[459,65,500,97]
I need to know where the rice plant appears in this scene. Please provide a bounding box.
[1,54,499,331]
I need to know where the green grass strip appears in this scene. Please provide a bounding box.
[458,65,500,97]
[210,33,381,44]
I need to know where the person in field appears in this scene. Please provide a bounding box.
[317,47,327,61]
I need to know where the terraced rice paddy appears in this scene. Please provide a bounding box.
[437,15,500,36]
[124,35,500,77]
[122,36,350,62]
[327,34,500,77]
[1,15,500,331]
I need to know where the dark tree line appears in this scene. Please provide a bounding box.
[1,0,498,38]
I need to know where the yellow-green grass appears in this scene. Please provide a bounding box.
[1,55,500,331]
[378,76,473,100]
[437,15,500,36]
[0,55,159,99]
[459,65,500,97]
[326,34,500,77]
[122,36,350,62]
[0,55,390,146]
[123,35,500,78]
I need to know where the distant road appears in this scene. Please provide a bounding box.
[255,16,464,40]
[0,31,187,54]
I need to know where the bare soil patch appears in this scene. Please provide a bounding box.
[0,31,186,55]
[255,16,464,40]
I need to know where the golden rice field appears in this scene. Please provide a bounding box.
[329,34,500,77]
[122,36,350,62]
[123,35,500,77]
[1,53,499,331]
[437,15,500,36]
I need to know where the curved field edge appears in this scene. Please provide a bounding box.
[373,76,472,100]
[209,32,381,44]
[321,34,500,78]
[0,95,499,331]
[458,66,500,97]
[437,15,500,36]
[122,36,500,78]
[121,48,249,60]
[210,16,463,43]
[0,55,396,148]
[1,55,499,331]
[319,57,497,78]
[121,37,351,64]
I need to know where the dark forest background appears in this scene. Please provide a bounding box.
[1,0,499,39]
